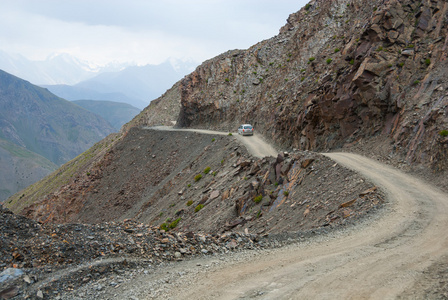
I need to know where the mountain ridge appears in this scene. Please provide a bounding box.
[0,69,115,201]
[7,0,448,222]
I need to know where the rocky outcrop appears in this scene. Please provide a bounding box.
[160,0,447,171]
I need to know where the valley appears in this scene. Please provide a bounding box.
[2,0,448,298]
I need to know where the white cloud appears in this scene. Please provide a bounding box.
[0,0,308,66]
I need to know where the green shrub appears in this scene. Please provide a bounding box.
[283,191,289,196]
[398,62,405,67]
[305,3,311,10]
[169,218,181,229]
[187,183,191,188]
[301,76,305,82]
[211,138,215,142]
[407,44,415,48]
[186,200,194,206]
[228,133,233,136]
[194,174,202,182]
[309,57,316,62]
[204,167,211,174]
[225,78,230,82]
[376,46,383,51]
[160,223,169,231]
[425,58,431,65]
[195,204,204,212]
[413,80,420,85]
[326,58,333,64]
[439,130,448,137]
[349,59,354,65]
[221,159,224,165]
[253,195,263,203]
[334,48,340,53]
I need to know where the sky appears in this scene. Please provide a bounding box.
[0,0,309,67]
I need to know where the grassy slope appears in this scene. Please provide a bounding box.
[6,132,122,213]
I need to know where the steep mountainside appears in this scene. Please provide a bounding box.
[72,100,140,131]
[0,138,57,202]
[0,69,115,201]
[0,70,115,165]
[169,0,447,173]
[7,0,448,219]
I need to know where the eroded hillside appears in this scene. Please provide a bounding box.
[8,0,447,225]
[133,0,448,175]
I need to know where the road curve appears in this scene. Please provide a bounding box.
[160,152,448,299]
[147,126,278,158]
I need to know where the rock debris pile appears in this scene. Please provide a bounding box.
[0,203,264,299]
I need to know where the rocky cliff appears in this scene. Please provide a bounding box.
[7,0,448,220]
[139,0,447,172]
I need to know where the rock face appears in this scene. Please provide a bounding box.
[159,0,447,171]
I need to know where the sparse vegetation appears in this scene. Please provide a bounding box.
[326,58,333,64]
[225,78,230,82]
[254,195,263,203]
[439,130,448,137]
[398,62,405,67]
[309,57,316,62]
[349,59,354,65]
[283,191,289,197]
[169,218,181,229]
[160,223,169,231]
[334,48,340,53]
[425,58,431,66]
[203,167,211,174]
[160,217,181,231]
[186,200,194,206]
[194,174,202,182]
[413,80,420,85]
[195,204,204,212]
[305,3,311,10]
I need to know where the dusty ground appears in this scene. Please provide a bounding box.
[2,129,447,299]
[88,152,448,300]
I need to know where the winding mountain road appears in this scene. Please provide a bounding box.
[138,127,448,299]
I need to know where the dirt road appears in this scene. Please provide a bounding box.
[133,152,445,299]
[129,128,448,298]
[148,126,278,158]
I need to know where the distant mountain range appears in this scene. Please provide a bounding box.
[43,60,196,109]
[73,100,140,131]
[0,69,116,202]
[0,50,128,85]
[0,50,197,109]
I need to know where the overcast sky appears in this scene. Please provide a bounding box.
[0,0,308,66]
